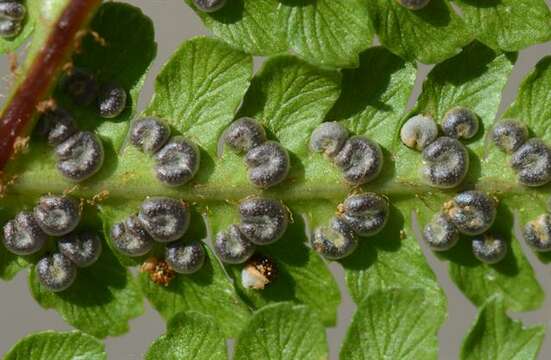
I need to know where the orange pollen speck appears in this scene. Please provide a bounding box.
[11,136,29,158]
[36,98,57,113]
[141,257,176,287]
[87,190,110,206]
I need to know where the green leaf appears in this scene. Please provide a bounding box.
[446,201,544,311]
[5,16,547,353]
[405,41,516,158]
[501,56,551,140]
[184,0,287,56]
[53,2,157,152]
[0,246,27,280]
[414,42,515,131]
[395,40,513,171]
[460,297,545,360]
[146,312,227,360]
[340,289,442,360]
[145,36,252,155]
[239,55,341,155]
[185,0,373,68]
[209,204,341,326]
[29,245,144,339]
[279,0,373,68]
[412,169,545,311]
[456,0,551,52]
[327,46,417,149]
[395,41,516,186]
[342,200,446,311]
[484,56,551,263]
[397,42,544,311]
[3,330,106,360]
[366,0,472,64]
[139,246,251,338]
[234,302,328,360]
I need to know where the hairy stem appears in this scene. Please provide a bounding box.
[0,0,102,170]
[3,154,536,204]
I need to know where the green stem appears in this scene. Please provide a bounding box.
[3,154,540,205]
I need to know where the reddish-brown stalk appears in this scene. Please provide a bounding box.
[0,0,102,170]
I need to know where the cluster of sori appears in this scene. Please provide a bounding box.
[311,193,389,260]
[110,197,206,277]
[222,117,290,188]
[36,67,129,182]
[492,120,551,187]
[310,122,384,185]
[214,198,289,270]
[423,190,507,264]
[523,200,551,253]
[401,107,479,189]
[0,0,25,39]
[2,195,103,292]
[129,117,200,187]
[37,107,104,182]
[193,0,226,12]
[397,0,431,10]
[62,68,127,119]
